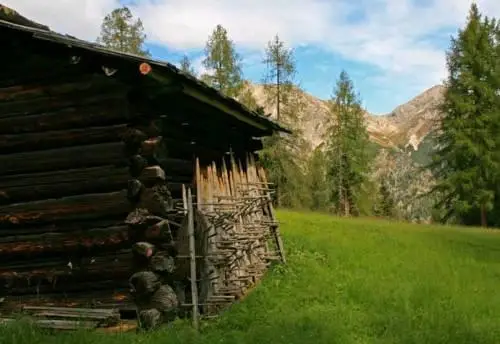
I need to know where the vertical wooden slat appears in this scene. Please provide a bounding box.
[187,187,199,330]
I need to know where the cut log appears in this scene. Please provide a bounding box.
[0,124,128,154]
[0,190,131,226]
[0,100,130,134]
[0,142,128,176]
[0,225,129,255]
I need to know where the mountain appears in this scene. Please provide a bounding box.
[248,83,445,154]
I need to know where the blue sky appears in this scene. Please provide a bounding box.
[6,0,500,114]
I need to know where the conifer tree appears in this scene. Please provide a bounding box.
[430,4,500,226]
[262,34,297,123]
[97,6,150,57]
[179,55,196,76]
[308,147,329,211]
[201,25,244,98]
[374,180,395,218]
[326,71,371,216]
[259,34,308,208]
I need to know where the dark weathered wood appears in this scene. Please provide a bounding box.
[0,165,190,191]
[0,289,133,313]
[0,166,129,204]
[0,75,123,103]
[160,118,263,154]
[0,225,129,255]
[0,177,185,205]
[0,251,133,290]
[22,306,121,326]
[0,190,131,226]
[0,219,123,237]
[0,124,128,153]
[0,89,127,119]
[4,279,131,297]
[0,142,127,176]
[0,100,129,134]
[0,318,99,330]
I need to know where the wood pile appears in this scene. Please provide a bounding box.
[193,154,285,315]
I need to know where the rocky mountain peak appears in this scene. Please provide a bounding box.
[247,82,445,152]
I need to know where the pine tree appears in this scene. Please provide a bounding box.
[430,4,500,227]
[326,70,372,216]
[96,6,150,57]
[179,55,196,76]
[201,25,244,98]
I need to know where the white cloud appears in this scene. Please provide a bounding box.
[3,0,500,99]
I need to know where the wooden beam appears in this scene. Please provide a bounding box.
[0,142,128,176]
[0,225,129,255]
[0,124,128,154]
[0,100,130,134]
[0,166,189,204]
[0,89,126,119]
[0,190,131,226]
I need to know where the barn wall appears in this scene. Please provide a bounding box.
[0,58,193,311]
[0,38,268,313]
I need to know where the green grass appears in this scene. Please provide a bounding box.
[3,210,500,343]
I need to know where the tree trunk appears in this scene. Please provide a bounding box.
[480,204,487,227]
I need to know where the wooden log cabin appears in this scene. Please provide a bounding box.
[0,7,288,319]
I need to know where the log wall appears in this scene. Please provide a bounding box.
[0,43,270,315]
[0,63,193,313]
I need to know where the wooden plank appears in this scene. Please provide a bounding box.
[0,124,128,153]
[0,142,127,176]
[0,190,131,226]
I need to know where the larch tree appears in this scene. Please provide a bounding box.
[430,3,500,227]
[262,34,297,123]
[96,6,150,57]
[326,70,372,216]
[201,25,244,98]
[259,34,309,208]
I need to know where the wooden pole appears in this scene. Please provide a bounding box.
[187,187,200,330]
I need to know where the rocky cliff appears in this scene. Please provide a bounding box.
[248,83,445,153]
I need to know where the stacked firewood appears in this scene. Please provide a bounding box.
[122,121,185,330]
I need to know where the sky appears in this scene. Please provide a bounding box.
[4,0,499,115]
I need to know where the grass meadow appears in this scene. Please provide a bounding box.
[2,210,500,343]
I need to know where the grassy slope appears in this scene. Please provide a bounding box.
[3,210,500,344]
